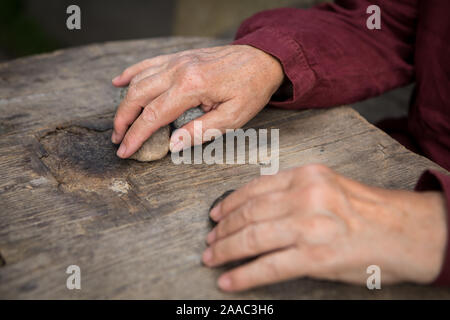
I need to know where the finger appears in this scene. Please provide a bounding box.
[169,97,267,152]
[112,55,172,87]
[169,100,237,153]
[130,65,165,87]
[210,171,293,221]
[117,88,199,158]
[207,191,291,244]
[217,247,307,292]
[169,97,263,152]
[112,73,170,144]
[202,218,297,267]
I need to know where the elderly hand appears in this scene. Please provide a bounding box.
[204,164,447,291]
[111,45,284,158]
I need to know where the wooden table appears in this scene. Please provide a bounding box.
[0,37,449,299]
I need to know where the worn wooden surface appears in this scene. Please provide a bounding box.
[0,37,449,299]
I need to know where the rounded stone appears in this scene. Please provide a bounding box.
[129,125,170,162]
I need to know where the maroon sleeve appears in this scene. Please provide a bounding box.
[415,170,450,286]
[232,0,417,109]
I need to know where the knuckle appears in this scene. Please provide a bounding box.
[142,105,158,123]
[219,196,233,215]
[169,56,190,74]
[240,201,254,224]
[216,219,230,239]
[173,55,193,66]
[299,182,331,210]
[124,129,142,145]
[176,65,205,91]
[261,257,281,279]
[244,225,260,252]
[129,75,141,87]
[212,244,225,262]
[216,223,225,239]
[220,111,236,128]
[182,61,200,75]
[289,165,340,209]
[298,164,331,177]
[303,183,326,200]
[227,106,243,124]
[126,84,140,102]
[121,134,132,148]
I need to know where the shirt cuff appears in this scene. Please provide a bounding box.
[232,27,317,109]
[415,170,450,285]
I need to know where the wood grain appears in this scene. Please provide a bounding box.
[0,37,449,299]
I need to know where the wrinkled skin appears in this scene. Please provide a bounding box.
[111,45,284,157]
[204,165,447,291]
[112,46,447,292]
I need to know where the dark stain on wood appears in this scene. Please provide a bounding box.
[36,122,155,214]
[39,125,125,176]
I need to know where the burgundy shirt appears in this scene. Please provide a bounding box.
[233,0,450,285]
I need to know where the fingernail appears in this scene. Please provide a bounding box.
[206,229,216,244]
[202,247,212,264]
[218,275,232,290]
[210,204,221,221]
[170,140,185,153]
[111,130,119,144]
[112,75,120,83]
[117,144,127,158]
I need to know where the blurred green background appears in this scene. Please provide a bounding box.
[0,0,326,61]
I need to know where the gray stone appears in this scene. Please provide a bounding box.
[113,87,128,106]
[129,125,170,162]
[172,107,205,128]
[119,86,128,100]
